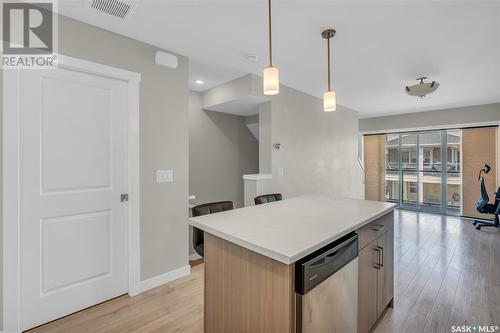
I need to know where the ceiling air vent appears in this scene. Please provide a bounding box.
[91,0,134,19]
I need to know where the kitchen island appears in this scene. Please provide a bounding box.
[189,195,396,333]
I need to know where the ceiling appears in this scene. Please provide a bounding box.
[59,0,500,118]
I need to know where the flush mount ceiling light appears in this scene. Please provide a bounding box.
[322,28,336,112]
[195,79,204,85]
[246,55,259,62]
[405,77,440,98]
[263,0,279,95]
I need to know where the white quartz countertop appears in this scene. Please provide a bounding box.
[189,195,396,264]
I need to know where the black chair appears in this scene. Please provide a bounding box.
[192,201,234,257]
[254,193,282,205]
[473,164,500,230]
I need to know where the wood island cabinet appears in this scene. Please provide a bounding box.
[357,211,394,333]
[357,243,379,333]
[377,226,394,317]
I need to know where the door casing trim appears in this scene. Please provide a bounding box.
[2,55,142,333]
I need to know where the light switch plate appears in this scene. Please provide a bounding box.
[156,169,173,183]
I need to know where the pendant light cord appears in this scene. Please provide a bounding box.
[268,0,273,66]
[327,37,331,91]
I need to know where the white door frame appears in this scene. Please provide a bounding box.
[3,55,141,333]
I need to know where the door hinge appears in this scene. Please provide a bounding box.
[121,194,129,202]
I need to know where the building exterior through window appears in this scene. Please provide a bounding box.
[384,130,461,215]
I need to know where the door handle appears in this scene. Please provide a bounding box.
[374,248,381,269]
[378,246,384,267]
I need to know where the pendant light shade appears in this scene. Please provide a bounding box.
[263,0,279,95]
[322,29,336,111]
[323,90,336,112]
[263,66,279,95]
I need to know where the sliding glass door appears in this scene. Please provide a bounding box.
[384,130,461,215]
[445,130,462,214]
[384,134,399,203]
[418,131,442,212]
[401,133,418,210]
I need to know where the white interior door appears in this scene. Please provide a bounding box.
[19,66,129,330]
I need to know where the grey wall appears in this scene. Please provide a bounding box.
[57,16,190,281]
[359,103,500,133]
[242,75,365,200]
[189,91,259,208]
[201,76,255,108]
[1,15,190,327]
[200,74,365,202]
[359,102,500,188]
[0,57,3,328]
[261,99,364,200]
[258,102,272,174]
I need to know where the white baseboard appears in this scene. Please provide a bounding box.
[138,265,191,294]
[189,253,202,261]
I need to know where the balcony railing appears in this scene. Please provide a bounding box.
[384,193,460,209]
[385,162,460,177]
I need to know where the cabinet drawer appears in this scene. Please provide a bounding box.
[357,211,394,250]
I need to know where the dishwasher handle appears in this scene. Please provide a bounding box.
[307,236,356,269]
[295,232,358,295]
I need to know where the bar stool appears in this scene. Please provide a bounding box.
[192,201,234,257]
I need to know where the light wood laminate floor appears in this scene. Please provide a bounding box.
[29,210,500,333]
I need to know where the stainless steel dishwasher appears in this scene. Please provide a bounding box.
[295,232,358,333]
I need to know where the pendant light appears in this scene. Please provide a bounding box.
[322,29,336,111]
[263,0,279,95]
